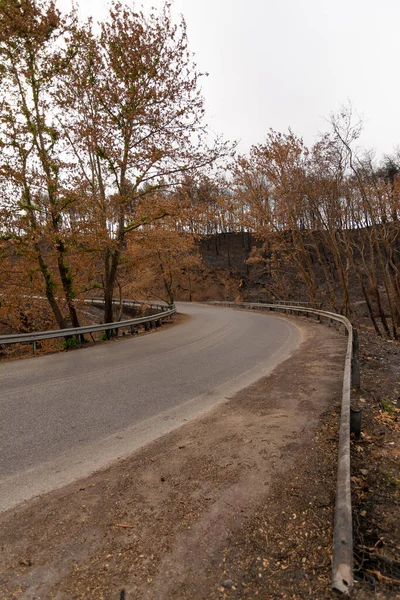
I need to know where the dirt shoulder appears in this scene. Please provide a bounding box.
[0,317,348,599]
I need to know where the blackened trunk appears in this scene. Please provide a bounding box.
[55,238,80,328]
[36,244,66,329]
[103,246,122,324]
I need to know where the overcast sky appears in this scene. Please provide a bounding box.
[60,0,400,159]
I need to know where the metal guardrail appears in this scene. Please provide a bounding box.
[16,295,169,313]
[209,301,358,596]
[0,300,176,351]
[84,298,169,312]
[256,300,322,308]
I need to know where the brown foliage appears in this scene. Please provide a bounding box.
[0,0,229,332]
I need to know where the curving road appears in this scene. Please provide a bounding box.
[0,303,301,512]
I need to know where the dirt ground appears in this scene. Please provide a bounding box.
[0,315,399,599]
[350,326,400,598]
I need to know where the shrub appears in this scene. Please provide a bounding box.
[61,336,81,351]
[380,397,396,415]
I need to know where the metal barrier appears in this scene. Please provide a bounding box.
[0,300,176,352]
[209,301,357,596]
[253,300,322,308]
[84,298,169,312]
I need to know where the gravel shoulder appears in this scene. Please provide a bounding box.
[0,318,347,599]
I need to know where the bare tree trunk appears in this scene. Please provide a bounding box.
[117,281,123,322]
[36,245,67,329]
[28,57,81,329]
[104,249,121,325]
[188,271,193,302]
[360,277,382,337]
[22,171,66,329]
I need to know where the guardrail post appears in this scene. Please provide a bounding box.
[351,329,360,389]
[32,340,36,354]
[350,407,362,439]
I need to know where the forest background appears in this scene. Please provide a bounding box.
[1,0,399,342]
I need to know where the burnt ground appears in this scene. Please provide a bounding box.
[350,326,400,598]
[0,316,398,599]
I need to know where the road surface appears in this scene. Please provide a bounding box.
[0,303,301,512]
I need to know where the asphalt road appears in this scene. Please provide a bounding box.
[0,303,301,512]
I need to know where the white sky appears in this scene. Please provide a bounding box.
[60,0,400,159]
